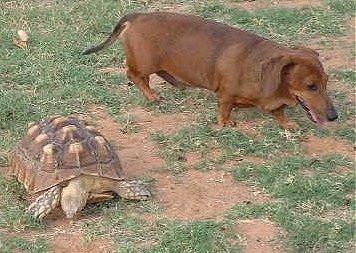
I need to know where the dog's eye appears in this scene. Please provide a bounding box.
[308,84,318,91]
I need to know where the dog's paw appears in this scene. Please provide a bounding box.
[218,119,236,128]
[147,92,161,102]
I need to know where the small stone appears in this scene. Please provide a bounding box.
[17,30,29,42]
[14,30,29,49]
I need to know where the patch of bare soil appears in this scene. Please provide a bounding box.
[87,105,167,177]
[52,234,114,253]
[88,105,195,175]
[210,115,265,139]
[149,170,271,221]
[226,0,323,11]
[311,18,355,71]
[303,135,355,160]
[126,106,194,135]
[82,111,273,223]
[185,151,202,166]
[319,17,356,105]
[242,155,266,164]
[236,219,286,253]
[315,41,355,71]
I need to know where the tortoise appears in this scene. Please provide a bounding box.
[10,116,150,219]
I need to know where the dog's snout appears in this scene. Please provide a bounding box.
[327,105,338,121]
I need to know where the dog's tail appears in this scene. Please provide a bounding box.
[82,13,137,55]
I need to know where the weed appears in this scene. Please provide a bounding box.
[194,1,348,44]
[0,236,50,253]
[325,0,356,16]
[145,220,241,253]
[334,127,356,144]
[228,202,354,252]
[331,69,356,87]
[0,176,44,231]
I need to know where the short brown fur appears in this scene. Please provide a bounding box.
[83,12,338,128]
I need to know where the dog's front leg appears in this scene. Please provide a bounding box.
[218,97,236,127]
[270,106,298,130]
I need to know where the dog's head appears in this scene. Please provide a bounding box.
[261,47,338,125]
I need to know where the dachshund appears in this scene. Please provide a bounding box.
[83,12,338,129]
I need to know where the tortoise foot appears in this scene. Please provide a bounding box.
[116,180,151,200]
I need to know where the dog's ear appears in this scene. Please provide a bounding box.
[260,55,295,97]
[292,46,319,57]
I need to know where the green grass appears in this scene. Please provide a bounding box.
[1,0,355,252]
[0,176,44,231]
[82,201,157,251]
[145,220,241,253]
[325,0,356,16]
[0,236,50,253]
[228,203,354,253]
[331,69,356,87]
[334,127,356,144]
[0,0,151,150]
[233,156,354,211]
[151,121,304,172]
[83,201,240,253]
[230,155,355,252]
[194,0,349,44]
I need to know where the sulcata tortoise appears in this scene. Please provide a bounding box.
[10,116,150,219]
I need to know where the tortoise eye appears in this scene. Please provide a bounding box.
[308,84,318,91]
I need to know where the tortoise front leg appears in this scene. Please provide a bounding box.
[28,185,61,220]
[60,178,89,219]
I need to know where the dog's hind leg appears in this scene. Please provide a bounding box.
[218,97,236,127]
[156,71,187,90]
[127,69,160,101]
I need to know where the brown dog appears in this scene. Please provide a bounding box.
[83,12,338,129]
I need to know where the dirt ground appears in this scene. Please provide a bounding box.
[89,106,272,221]
[1,1,355,252]
[303,135,354,160]
[235,219,286,253]
[4,98,352,252]
[52,234,114,253]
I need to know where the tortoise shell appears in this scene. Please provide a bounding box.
[11,116,123,193]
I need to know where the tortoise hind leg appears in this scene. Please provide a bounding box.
[28,185,61,220]
[114,180,151,201]
[87,193,114,204]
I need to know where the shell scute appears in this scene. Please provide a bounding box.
[93,135,113,163]
[58,125,82,142]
